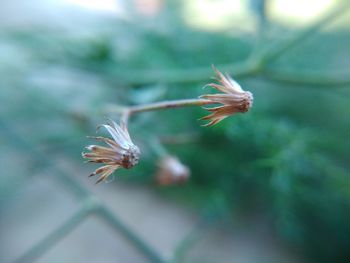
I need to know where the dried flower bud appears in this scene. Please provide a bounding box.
[155,156,190,186]
[200,66,253,126]
[82,120,140,184]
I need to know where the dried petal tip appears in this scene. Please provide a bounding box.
[155,156,190,186]
[200,66,253,126]
[83,120,140,184]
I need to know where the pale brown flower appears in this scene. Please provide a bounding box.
[82,120,140,184]
[155,156,190,186]
[200,66,253,126]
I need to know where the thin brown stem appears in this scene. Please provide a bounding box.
[120,98,211,126]
[129,98,210,113]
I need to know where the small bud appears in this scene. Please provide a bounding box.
[200,66,253,126]
[155,156,190,186]
[82,120,140,184]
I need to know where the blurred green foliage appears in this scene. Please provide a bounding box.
[1,1,350,262]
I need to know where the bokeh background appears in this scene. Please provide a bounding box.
[1,0,350,262]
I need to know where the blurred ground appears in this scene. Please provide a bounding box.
[0,139,301,263]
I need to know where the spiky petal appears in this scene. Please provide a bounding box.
[200,66,253,126]
[82,120,140,184]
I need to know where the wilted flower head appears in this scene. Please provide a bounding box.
[82,120,140,184]
[200,66,253,126]
[155,156,190,186]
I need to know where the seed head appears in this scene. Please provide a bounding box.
[200,66,253,126]
[155,156,190,186]
[82,120,140,184]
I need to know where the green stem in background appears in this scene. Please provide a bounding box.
[150,137,169,157]
[13,199,96,263]
[249,0,267,61]
[261,1,350,65]
[158,133,201,145]
[263,69,350,87]
[96,206,166,263]
[107,1,350,87]
[171,221,209,263]
[111,60,259,86]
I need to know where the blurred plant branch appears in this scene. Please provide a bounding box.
[110,1,350,87]
[263,69,350,87]
[113,61,258,85]
[158,133,200,145]
[260,1,350,64]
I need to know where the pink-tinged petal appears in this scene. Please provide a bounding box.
[212,66,232,90]
[200,105,240,126]
[95,166,120,184]
[204,83,232,94]
[101,124,129,149]
[85,158,118,164]
[226,74,243,92]
[87,136,121,149]
[200,94,247,105]
[201,115,228,127]
[109,119,132,143]
[82,151,122,161]
[85,145,125,156]
[89,165,115,176]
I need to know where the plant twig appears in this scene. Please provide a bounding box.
[261,1,350,64]
[107,2,350,87]
[120,98,212,127]
[112,61,259,85]
[264,68,350,87]
[14,199,96,263]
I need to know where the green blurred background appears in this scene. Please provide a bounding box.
[1,0,350,262]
